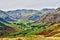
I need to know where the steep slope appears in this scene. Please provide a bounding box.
[34,8,60,26]
[33,8,60,37]
[28,8,54,21]
[0,10,14,22]
[0,18,8,23]
[0,18,18,37]
[36,23,60,37]
[0,22,16,37]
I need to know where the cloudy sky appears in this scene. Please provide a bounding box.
[0,0,60,10]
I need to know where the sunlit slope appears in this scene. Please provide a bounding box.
[36,23,60,37]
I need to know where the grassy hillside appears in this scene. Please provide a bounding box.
[36,23,60,37]
[33,9,60,26]
[0,8,60,39]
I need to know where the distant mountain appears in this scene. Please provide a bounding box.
[6,9,39,21]
[0,8,54,22]
[28,8,54,21]
[41,8,54,12]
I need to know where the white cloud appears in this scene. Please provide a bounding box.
[0,0,60,10]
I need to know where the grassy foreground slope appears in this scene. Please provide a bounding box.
[36,23,60,37]
[1,36,60,40]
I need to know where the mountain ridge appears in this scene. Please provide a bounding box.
[0,8,54,22]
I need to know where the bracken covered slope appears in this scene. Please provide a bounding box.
[34,8,60,26]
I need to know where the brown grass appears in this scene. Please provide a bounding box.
[0,35,60,40]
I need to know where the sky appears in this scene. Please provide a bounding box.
[0,0,60,11]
